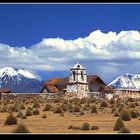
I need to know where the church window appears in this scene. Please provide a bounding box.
[81,71,84,80]
[72,71,76,81]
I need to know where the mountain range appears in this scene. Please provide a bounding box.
[109,73,140,89]
[0,66,140,93]
[0,67,42,93]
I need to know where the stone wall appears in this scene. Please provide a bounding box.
[114,90,140,100]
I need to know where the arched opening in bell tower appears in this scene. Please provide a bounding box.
[72,71,76,81]
[81,70,84,80]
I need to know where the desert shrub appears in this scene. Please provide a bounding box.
[79,98,87,104]
[16,111,23,118]
[76,102,82,107]
[33,109,40,115]
[21,116,27,119]
[53,98,60,103]
[128,103,136,108]
[8,105,15,112]
[109,104,116,109]
[73,98,80,104]
[32,101,40,108]
[25,100,29,105]
[13,103,20,112]
[1,105,8,112]
[111,107,116,113]
[83,103,90,111]
[0,100,2,105]
[20,104,25,110]
[113,111,119,117]
[118,104,127,113]
[128,98,135,102]
[73,105,80,112]
[91,125,99,130]
[15,108,19,112]
[120,108,131,121]
[60,111,64,117]
[25,108,32,116]
[81,122,90,130]
[130,110,139,118]
[135,102,139,106]
[116,102,121,108]
[61,104,68,112]
[27,107,33,111]
[3,101,7,106]
[42,113,47,118]
[53,106,63,113]
[4,113,17,125]
[68,104,74,113]
[12,123,30,133]
[63,100,68,104]
[68,100,73,104]
[109,98,115,104]
[91,98,97,104]
[30,100,34,104]
[100,100,108,108]
[99,107,104,112]
[86,103,90,108]
[124,101,128,106]
[43,103,52,111]
[113,117,125,131]
[68,103,73,110]
[95,102,99,105]
[116,98,121,104]
[118,127,131,133]
[68,125,73,129]
[50,107,53,111]
[79,111,85,116]
[91,104,98,113]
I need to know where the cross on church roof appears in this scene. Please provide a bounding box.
[77,60,79,64]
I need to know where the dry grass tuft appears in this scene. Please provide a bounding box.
[4,113,17,125]
[114,117,125,131]
[81,122,90,130]
[120,108,131,121]
[12,123,30,133]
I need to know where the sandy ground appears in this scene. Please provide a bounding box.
[0,107,140,134]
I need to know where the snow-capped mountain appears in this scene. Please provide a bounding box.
[0,67,42,93]
[109,73,140,89]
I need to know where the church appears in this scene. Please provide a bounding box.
[66,62,90,99]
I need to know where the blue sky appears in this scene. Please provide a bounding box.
[0,3,140,83]
[0,4,140,47]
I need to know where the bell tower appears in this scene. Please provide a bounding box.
[69,61,87,84]
[66,62,89,99]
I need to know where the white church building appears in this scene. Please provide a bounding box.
[66,62,90,99]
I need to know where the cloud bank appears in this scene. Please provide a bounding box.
[1,30,140,82]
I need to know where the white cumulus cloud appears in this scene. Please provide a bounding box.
[1,30,140,82]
